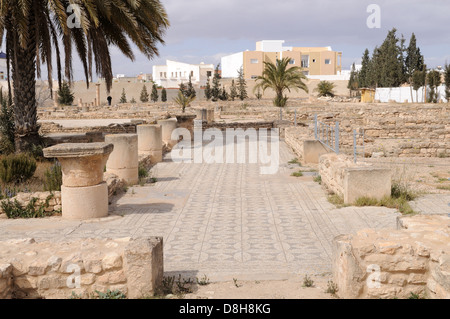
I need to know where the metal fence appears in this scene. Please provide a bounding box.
[314,114,340,154]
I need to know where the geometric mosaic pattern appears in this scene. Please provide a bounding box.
[0,140,404,280]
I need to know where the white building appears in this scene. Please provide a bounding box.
[0,52,8,80]
[152,60,214,88]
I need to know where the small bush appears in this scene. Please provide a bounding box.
[355,197,379,207]
[196,274,210,286]
[302,275,314,288]
[43,162,62,192]
[391,182,417,201]
[326,280,338,295]
[313,175,322,185]
[291,171,303,177]
[0,153,37,184]
[138,165,149,179]
[315,81,336,97]
[328,194,345,207]
[2,195,56,219]
[95,290,126,299]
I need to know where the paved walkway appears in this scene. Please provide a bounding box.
[0,141,403,280]
[410,194,450,216]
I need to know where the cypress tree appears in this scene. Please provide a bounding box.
[229,80,237,101]
[120,88,127,103]
[444,64,450,102]
[211,64,221,102]
[204,78,212,100]
[220,85,229,101]
[179,82,188,98]
[57,81,75,105]
[405,33,425,101]
[140,85,149,103]
[161,88,167,102]
[151,84,159,103]
[412,69,426,102]
[348,63,359,95]
[186,75,196,98]
[427,70,441,103]
[358,49,370,88]
[237,66,248,101]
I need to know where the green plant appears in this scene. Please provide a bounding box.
[408,292,424,299]
[44,162,62,192]
[313,175,322,185]
[120,89,127,103]
[130,97,137,104]
[57,81,75,106]
[196,274,210,286]
[291,171,303,177]
[437,185,450,191]
[173,91,195,113]
[151,84,159,103]
[355,197,379,207]
[95,290,126,299]
[233,278,242,288]
[253,57,308,107]
[326,280,338,295]
[237,66,248,101]
[0,153,37,184]
[438,152,448,158]
[0,88,15,155]
[302,275,314,288]
[315,81,336,97]
[138,165,149,180]
[288,158,301,166]
[328,194,346,208]
[2,195,56,219]
[140,85,149,103]
[391,182,417,201]
[161,88,167,102]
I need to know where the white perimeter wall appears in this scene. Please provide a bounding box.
[221,52,244,79]
[375,85,448,103]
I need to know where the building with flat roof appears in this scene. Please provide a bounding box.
[221,40,342,79]
[153,60,214,88]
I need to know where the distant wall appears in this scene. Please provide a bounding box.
[375,85,448,103]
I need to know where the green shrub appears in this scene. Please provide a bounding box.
[138,165,149,179]
[355,197,379,207]
[313,175,322,184]
[2,195,56,219]
[291,171,303,177]
[315,81,336,97]
[0,153,37,184]
[95,290,126,299]
[44,162,62,192]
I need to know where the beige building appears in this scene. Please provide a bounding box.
[221,40,342,79]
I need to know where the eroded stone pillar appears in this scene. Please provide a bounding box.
[137,124,163,163]
[157,118,178,148]
[105,134,139,185]
[43,143,114,220]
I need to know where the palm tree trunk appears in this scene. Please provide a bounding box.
[10,12,40,152]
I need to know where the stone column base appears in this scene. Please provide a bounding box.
[61,183,108,220]
[107,167,139,185]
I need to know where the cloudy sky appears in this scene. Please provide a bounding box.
[52,0,450,79]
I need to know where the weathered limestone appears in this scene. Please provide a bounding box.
[0,237,164,299]
[0,192,62,218]
[96,84,101,107]
[105,134,139,185]
[319,153,391,204]
[195,108,215,124]
[43,143,113,220]
[136,124,163,163]
[303,140,331,164]
[333,215,450,299]
[157,118,178,148]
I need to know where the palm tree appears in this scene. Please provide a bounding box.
[254,57,309,107]
[173,91,195,113]
[0,0,169,151]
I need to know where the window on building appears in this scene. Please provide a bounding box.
[160,72,163,78]
[289,59,295,65]
[164,72,167,78]
[303,71,309,76]
[207,71,212,77]
[312,59,316,63]
[251,75,258,79]
[250,59,259,64]
[325,59,331,65]
[301,55,309,68]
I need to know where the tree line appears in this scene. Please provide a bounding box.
[349,28,450,103]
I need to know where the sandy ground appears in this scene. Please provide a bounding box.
[363,157,450,194]
[178,275,336,300]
